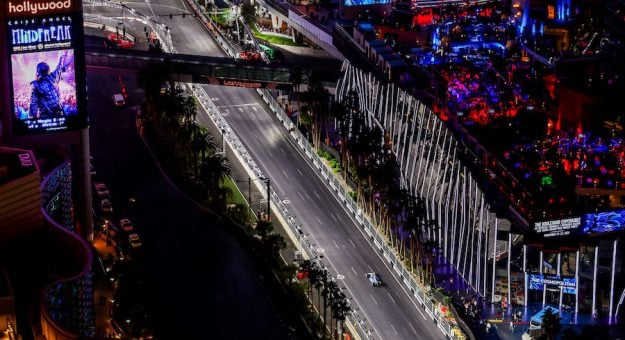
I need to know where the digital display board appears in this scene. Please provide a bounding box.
[7,13,85,135]
[581,210,625,235]
[534,217,581,238]
[528,274,576,294]
[344,0,390,7]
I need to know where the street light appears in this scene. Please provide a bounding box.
[260,177,270,221]
[234,176,270,221]
[221,128,226,155]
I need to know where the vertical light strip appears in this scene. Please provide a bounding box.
[541,250,546,305]
[575,249,579,317]
[508,231,512,312]
[592,245,598,318]
[524,245,528,307]
[476,197,484,291]
[483,212,490,297]
[610,239,618,320]
[492,217,498,303]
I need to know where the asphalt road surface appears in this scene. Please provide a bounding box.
[87,0,447,338]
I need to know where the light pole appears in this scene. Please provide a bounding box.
[261,177,270,221]
[221,128,226,156]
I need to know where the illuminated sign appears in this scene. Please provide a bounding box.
[534,217,580,238]
[7,0,74,16]
[7,14,86,135]
[222,80,262,88]
[547,5,555,19]
[344,0,390,6]
[581,210,625,235]
[528,274,576,294]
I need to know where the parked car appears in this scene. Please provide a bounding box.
[100,198,113,213]
[112,93,126,107]
[119,218,134,233]
[128,233,142,248]
[366,272,382,286]
[94,182,109,197]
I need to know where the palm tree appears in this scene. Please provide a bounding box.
[289,66,303,126]
[191,126,213,178]
[197,151,231,205]
[324,279,340,337]
[332,295,350,340]
[137,60,171,129]
[541,307,561,340]
[305,75,331,149]
[310,265,324,313]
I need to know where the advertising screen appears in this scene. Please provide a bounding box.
[344,0,390,6]
[528,274,576,294]
[7,14,84,134]
[581,209,625,235]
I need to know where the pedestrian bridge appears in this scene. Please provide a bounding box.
[85,47,340,90]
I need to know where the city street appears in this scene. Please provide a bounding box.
[85,0,448,338]
[86,66,299,339]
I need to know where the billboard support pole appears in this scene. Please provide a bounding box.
[71,128,94,242]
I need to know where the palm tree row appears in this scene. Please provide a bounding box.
[137,65,231,209]
[299,259,351,339]
[298,83,437,286]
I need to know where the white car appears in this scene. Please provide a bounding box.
[100,198,113,213]
[94,182,109,197]
[119,218,134,232]
[366,272,382,286]
[112,93,126,107]
[128,233,142,248]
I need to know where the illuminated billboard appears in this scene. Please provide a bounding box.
[7,13,86,135]
[528,274,576,294]
[344,0,390,6]
[581,210,625,235]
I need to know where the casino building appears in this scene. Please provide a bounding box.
[336,0,624,325]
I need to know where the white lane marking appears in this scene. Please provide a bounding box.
[144,0,157,19]
[409,323,417,335]
[331,214,338,222]
[315,216,322,225]
[313,190,320,199]
[349,239,356,247]
[351,266,357,275]
[216,103,257,108]
[368,265,373,272]
[333,240,339,249]
[390,324,398,335]
[238,107,243,112]
[297,168,303,176]
[281,169,289,178]
[280,147,287,155]
[305,192,311,200]
[252,107,258,111]
[387,293,396,304]
[370,295,378,305]
[298,192,304,200]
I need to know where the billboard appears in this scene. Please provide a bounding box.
[7,13,86,135]
[344,0,390,6]
[534,217,581,238]
[581,210,625,235]
[528,274,576,294]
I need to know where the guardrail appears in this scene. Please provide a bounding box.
[188,83,375,339]
[255,88,467,340]
[181,2,465,338]
[83,2,175,53]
